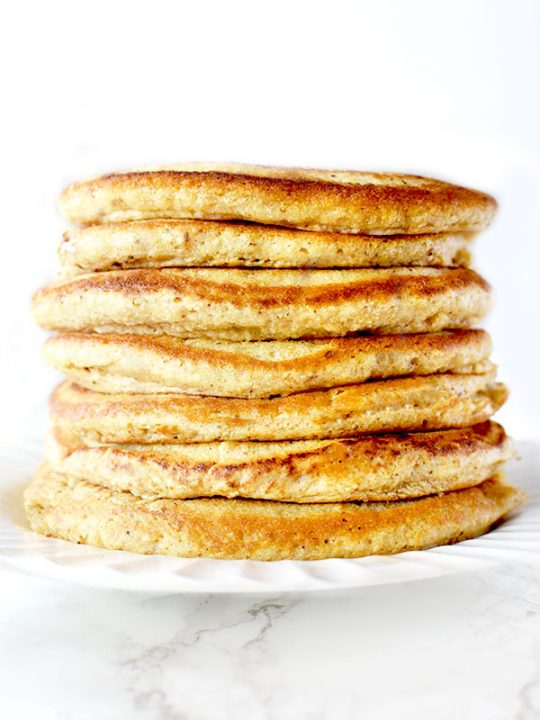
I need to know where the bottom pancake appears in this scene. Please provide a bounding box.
[25,467,525,561]
[46,422,515,503]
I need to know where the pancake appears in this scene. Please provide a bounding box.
[59,163,497,235]
[43,330,493,397]
[58,219,473,274]
[46,422,515,503]
[32,267,491,340]
[50,373,507,445]
[24,468,525,560]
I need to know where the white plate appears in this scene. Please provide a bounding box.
[0,441,538,593]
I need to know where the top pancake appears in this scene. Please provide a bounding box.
[59,163,497,235]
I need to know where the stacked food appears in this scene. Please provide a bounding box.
[26,164,525,560]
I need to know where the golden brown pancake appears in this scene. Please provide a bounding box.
[50,373,507,445]
[25,467,525,560]
[58,219,473,274]
[43,330,493,397]
[32,267,491,340]
[47,422,514,503]
[59,163,497,235]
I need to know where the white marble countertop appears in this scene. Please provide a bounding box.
[1,558,539,720]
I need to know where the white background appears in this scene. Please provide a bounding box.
[1,0,539,443]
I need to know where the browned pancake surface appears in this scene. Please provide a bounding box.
[59,163,497,235]
[25,468,525,560]
[47,422,515,503]
[43,329,493,397]
[32,267,491,340]
[49,373,507,444]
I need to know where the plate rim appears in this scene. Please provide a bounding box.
[0,440,538,594]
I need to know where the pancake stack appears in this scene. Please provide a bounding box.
[26,163,525,560]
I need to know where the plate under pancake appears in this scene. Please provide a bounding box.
[49,373,507,444]
[32,267,491,340]
[59,163,497,235]
[24,468,525,560]
[46,422,514,503]
[58,219,473,274]
[43,330,493,397]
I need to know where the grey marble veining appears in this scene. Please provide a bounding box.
[1,560,539,720]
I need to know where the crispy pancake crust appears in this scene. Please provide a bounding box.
[59,163,497,235]
[50,373,507,444]
[25,468,525,560]
[44,330,493,397]
[47,422,515,503]
[58,219,473,274]
[32,267,491,340]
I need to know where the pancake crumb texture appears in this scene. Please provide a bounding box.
[32,267,491,340]
[26,163,524,561]
[25,467,525,560]
[46,422,515,503]
[43,330,493,397]
[59,220,473,274]
[59,164,497,235]
[50,373,507,445]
